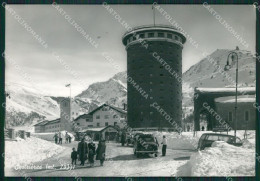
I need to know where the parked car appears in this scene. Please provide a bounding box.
[133,134,159,158]
[197,133,243,150]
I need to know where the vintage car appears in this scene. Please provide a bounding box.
[133,134,159,157]
[197,133,243,150]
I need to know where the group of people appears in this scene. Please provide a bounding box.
[71,137,106,167]
[53,131,72,144]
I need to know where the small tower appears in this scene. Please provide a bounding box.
[60,98,72,131]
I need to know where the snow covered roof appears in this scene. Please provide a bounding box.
[215,95,255,103]
[88,103,126,115]
[79,125,118,132]
[74,114,92,122]
[33,118,60,127]
[195,87,255,93]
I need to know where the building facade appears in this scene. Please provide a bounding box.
[193,87,256,131]
[34,119,62,133]
[76,104,127,128]
[73,114,93,129]
[215,95,256,130]
[122,25,186,129]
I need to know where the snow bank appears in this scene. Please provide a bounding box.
[32,130,75,141]
[5,137,65,168]
[187,141,255,176]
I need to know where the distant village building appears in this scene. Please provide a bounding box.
[77,125,119,141]
[193,87,256,131]
[34,98,73,133]
[73,104,127,129]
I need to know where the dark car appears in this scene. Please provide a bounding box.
[197,133,243,150]
[133,134,159,157]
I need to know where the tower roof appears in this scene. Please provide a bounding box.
[122,24,186,46]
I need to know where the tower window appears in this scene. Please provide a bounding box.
[228,112,233,122]
[139,34,144,38]
[148,33,154,37]
[245,111,249,122]
[175,36,178,40]
[158,33,164,37]
[167,34,172,39]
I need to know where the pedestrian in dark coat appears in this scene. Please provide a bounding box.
[53,133,58,144]
[58,131,62,144]
[68,135,72,143]
[121,133,126,146]
[77,138,89,166]
[88,140,96,167]
[96,139,106,166]
[71,148,77,165]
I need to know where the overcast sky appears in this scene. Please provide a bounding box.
[5,4,256,97]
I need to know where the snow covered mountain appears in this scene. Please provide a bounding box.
[5,83,60,128]
[5,49,255,130]
[76,71,127,108]
[182,49,255,108]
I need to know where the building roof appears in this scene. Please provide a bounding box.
[88,103,126,115]
[215,95,256,103]
[33,118,60,127]
[33,120,49,126]
[78,125,118,133]
[122,24,186,45]
[195,87,255,93]
[74,114,92,122]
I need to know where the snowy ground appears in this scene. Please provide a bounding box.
[5,130,255,176]
[5,137,65,170]
[176,130,255,176]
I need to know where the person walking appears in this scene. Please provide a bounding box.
[65,132,69,144]
[53,133,58,144]
[77,137,89,166]
[96,139,106,166]
[121,132,126,146]
[88,139,96,167]
[71,148,77,165]
[68,135,72,143]
[58,131,62,144]
[161,135,167,156]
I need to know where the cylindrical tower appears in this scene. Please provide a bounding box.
[122,25,186,130]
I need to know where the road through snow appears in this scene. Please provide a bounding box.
[6,141,195,177]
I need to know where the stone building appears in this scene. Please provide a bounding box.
[122,25,186,130]
[193,87,256,131]
[73,104,127,129]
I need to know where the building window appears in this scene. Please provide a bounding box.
[88,125,93,128]
[167,34,172,39]
[86,118,90,122]
[158,32,164,37]
[105,122,108,126]
[96,115,100,119]
[64,102,67,107]
[175,36,178,40]
[245,111,249,122]
[113,115,118,118]
[148,33,154,37]
[97,123,100,127]
[105,115,109,119]
[228,112,233,122]
[139,33,144,38]
[72,112,74,115]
